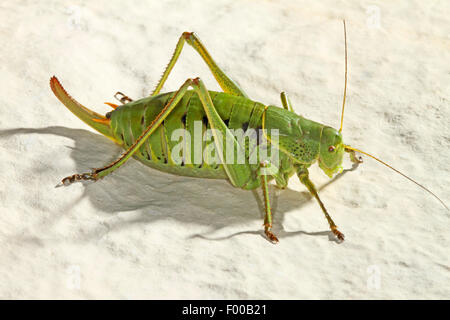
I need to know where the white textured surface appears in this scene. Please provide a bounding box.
[0,0,449,299]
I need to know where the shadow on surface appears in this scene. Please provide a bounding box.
[0,126,359,242]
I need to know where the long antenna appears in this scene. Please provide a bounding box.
[344,145,449,210]
[339,20,348,133]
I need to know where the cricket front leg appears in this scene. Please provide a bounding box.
[59,78,197,186]
[297,168,345,241]
[345,146,364,165]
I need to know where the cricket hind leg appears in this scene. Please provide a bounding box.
[297,168,345,241]
[151,32,248,98]
[59,77,254,188]
[58,78,198,186]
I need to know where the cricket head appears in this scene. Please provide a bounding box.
[318,127,344,177]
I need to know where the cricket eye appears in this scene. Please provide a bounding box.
[328,146,336,152]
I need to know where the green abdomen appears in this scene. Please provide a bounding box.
[109,91,266,179]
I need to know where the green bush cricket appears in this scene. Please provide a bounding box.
[50,21,447,243]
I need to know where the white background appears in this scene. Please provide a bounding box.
[0,0,449,299]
